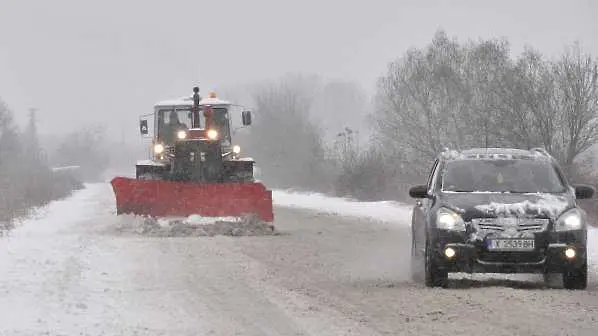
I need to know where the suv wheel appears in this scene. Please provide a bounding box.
[563,260,587,290]
[424,239,448,288]
[543,272,562,288]
[410,236,423,282]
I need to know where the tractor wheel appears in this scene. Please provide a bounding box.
[229,172,254,183]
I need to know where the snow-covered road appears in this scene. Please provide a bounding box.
[0,183,597,335]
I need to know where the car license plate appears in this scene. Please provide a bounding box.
[487,239,535,251]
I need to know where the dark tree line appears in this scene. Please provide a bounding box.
[0,99,83,223]
[50,124,111,182]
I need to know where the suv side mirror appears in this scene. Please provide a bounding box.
[573,184,595,199]
[242,110,252,126]
[139,119,149,135]
[409,185,429,199]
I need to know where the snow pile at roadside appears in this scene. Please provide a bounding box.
[589,228,598,273]
[114,213,277,237]
[6,184,102,236]
[272,190,413,223]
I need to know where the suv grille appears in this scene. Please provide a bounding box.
[471,218,549,233]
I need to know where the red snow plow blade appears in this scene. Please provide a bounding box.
[110,177,274,222]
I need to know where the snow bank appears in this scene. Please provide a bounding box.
[8,183,101,236]
[114,214,276,237]
[272,190,413,224]
[589,228,598,274]
[167,215,241,226]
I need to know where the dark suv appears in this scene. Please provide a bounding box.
[408,147,594,289]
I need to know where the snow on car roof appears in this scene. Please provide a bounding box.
[154,96,231,107]
[440,147,552,161]
[460,147,540,156]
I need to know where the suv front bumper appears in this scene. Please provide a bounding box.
[431,229,587,274]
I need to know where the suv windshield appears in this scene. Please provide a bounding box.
[441,159,566,193]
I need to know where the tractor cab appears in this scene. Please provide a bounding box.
[112,86,273,223]
[139,88,252,163]
[135,87,255,183]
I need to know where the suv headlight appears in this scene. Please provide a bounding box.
[436,207,465,231]
[555,208,584,231]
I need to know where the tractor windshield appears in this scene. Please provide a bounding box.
[155,107,231,146]
[210,108,232,146]
[156,108,196,145]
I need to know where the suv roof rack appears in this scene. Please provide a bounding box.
[439,147,463,160]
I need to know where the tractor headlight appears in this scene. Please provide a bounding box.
[436,207,465,231]
[233,145,241,154]
[207,129,218,140]
[177,130,187,140]
[153,143,165,154]
[555,208,584,231]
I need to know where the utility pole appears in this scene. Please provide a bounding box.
[29,108,38,127]
[28,108,39,159]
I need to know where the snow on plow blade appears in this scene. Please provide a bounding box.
[110,177,274,222]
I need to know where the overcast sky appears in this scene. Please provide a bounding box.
[0,0,596,140]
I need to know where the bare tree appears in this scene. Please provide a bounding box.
[246,74,332,191]
[0,99,23,220]
[460,38,512,148]
[52,124,110,182]
[373,30,479,173]
[365,31,598,201]
[494,47,558,150]
[0,98,83,221]
[310,80,370,144]
[551,43,598,171]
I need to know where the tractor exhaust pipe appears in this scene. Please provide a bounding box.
[192,86,201,128]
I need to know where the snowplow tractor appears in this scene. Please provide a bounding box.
[110,87,274,222]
